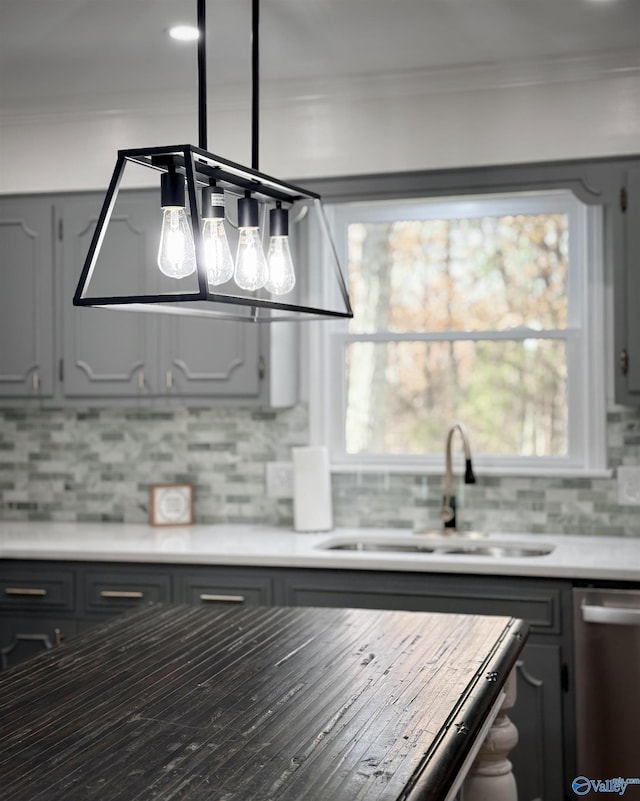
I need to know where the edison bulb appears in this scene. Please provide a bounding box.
[234,227,268,291]
[203,218,234,286]
[157,172,196,279]
[265,236,296,294]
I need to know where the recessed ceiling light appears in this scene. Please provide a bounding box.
[168,25,199,42]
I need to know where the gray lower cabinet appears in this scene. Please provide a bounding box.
[0,560,573,801]
[0,196,55,399]
[0,562,77,669]
[281,568,573,801]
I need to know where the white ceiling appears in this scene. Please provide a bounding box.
[1,0,639,109]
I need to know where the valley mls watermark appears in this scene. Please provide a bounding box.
[572,777,640,796]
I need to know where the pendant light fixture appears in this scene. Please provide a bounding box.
[73,0,353,323]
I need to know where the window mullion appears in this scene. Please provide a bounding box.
[334,329,572,344]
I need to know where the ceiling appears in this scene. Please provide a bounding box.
[1,0,639,110]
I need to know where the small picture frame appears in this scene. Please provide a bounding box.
[150,483,194,527]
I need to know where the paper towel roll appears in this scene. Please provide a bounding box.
[292,446,333,532]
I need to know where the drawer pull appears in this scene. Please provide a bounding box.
[199,593,245,603]
[4,587,48,597]
[100,590,144,599]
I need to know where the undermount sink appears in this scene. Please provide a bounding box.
[320,537,555,558]
[413,529,487,539]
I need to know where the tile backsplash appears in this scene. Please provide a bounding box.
[1,405,640,536]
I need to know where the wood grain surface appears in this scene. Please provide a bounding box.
[0,603,527,801]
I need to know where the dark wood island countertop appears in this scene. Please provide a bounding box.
[0,604,527,801]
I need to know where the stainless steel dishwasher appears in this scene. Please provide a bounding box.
[573,588,640,780]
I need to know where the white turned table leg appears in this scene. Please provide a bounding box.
[461,669,519,801]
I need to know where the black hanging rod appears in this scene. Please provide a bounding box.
[197,0,261,169]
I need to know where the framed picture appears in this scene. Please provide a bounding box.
[150,483,194,527]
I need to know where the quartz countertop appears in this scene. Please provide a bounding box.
[1,521,639,581]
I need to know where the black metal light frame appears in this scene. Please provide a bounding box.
[73,0,353,323]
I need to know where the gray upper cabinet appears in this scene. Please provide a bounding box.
[619,167,640,401]
[160,315,260,397]
[0,197,54,398]
[61,193,156,397]
[60,190,272,402]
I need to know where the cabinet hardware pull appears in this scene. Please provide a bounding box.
[137,370,145,390]
[54,628,63,647]
[100,590,144,599]
[32,370,40,392]
[166,370,173,389]
[4,587,47,596]
[199,593,245,603]
[621,349,629,376]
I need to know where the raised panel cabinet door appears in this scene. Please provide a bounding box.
[160,314,261,397]
[623,168,640,396]
[0,617,78,670]
[0,198,54,397]
[509,643,565,801]
[61,192,158,397]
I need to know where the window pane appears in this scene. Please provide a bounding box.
[348,214,568,334]
[345,340,567,456]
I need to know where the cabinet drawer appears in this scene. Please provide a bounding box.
[177,572,273,607]
[0,568,75,612]
[83,570,172,614]
[283,571,565,635]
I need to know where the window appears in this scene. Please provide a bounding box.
[311,190,606,475]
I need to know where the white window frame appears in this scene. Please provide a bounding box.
[308,189,608,477]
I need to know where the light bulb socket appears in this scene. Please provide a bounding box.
[160,172,185,208]
[202,186,225,219]
[269,206,289,237]
[238,195,259,228]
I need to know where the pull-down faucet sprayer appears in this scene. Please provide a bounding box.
[441,422,476,530]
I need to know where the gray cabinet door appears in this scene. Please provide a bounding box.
[0,617,78,670]
[0,197,54,398]
[510,643,565,801]
[160,315,261,397]
[623,168,640,396]
[61,193,158,397]
[62,189,262,400]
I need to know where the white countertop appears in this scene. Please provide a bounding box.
[1,522,639,582]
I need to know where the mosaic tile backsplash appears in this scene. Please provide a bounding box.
[1,405,640,536]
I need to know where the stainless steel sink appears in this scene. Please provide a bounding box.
[327,541,439,553]
[320,537,554,558]
[437,545,554,558]
[413,529,487,539]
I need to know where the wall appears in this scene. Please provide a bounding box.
[1,404,640,536]
[1,53,639,193]
[1,55,640,535]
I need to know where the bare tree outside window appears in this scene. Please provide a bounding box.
[344,211,569,457]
